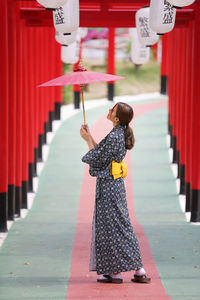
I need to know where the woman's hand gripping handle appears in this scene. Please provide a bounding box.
[80,124,97,150]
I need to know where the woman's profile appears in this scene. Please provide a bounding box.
[80,102,151,284]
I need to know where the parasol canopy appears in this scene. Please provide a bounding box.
[38,67,125,124]
[38,71,124,87]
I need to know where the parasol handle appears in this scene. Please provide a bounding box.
[80,86,86,125]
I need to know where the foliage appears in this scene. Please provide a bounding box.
[63,63,73,104]
[62,52,160,104]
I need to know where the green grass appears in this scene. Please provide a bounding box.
[115,59,160,96]
[63,64,73,104]
[62,52,160,103]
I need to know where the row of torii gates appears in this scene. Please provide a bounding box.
[0,0,200,233]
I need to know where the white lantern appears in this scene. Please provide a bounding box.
[78,28,88,39]
[61,35,80,64]
[149,0,176,35]
[167,0,195,8]
[36,0,68,9]
[55,30,77,46]
[53,0,79,34]
[129,28,150,65]
[136,6,159,47]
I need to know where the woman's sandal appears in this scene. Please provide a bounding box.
[131,274,151,284]
[97,275,123,284]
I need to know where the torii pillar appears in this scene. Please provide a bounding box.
[161,34,168,95]
[190,1,200,222]
[107,28,115,101]
[0,0,8,232]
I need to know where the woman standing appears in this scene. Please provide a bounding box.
[80,102,150,284]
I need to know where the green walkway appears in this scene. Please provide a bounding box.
[0,96,199,300]
[132,106,200,300]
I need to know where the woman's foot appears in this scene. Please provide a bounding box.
[97,273,123,284]
[131,274,151,283]
[131,268,151,283]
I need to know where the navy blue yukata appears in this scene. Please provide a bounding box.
[82,125,143,275]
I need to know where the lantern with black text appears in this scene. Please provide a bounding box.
[37,0,68,9]
[149,0,176,35]
[55,30,77,46]
[129,28,150,65]
[136,6,159,47]
[167,0,195,8]
[61,35,80,64]
[53,0,79,34]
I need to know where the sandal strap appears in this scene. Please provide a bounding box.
[132,274,151,283]
[134,274,148,278]
[103,275,112,279]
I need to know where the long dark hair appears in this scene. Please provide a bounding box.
[115,102,135,150]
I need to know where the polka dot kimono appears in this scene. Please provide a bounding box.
[82,125,143,275]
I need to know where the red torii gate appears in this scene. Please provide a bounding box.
[0,0,200,233]
[20,2,194,27]
[20,1,194,97]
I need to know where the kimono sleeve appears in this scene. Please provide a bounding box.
[81,133,120,168]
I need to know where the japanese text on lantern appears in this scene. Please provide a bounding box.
[139,17,150,38]
[55,7,65,25]
[163,0,174,24]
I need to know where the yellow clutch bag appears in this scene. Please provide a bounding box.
[111,160,128,180]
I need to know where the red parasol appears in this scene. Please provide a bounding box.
[39,64,124,124]
[39,71,124,86]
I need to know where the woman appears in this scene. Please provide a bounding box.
[80,102,150,284]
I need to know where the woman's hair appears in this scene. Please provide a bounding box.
[115,102,135,150]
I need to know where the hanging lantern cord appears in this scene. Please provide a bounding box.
[80,84,86,125]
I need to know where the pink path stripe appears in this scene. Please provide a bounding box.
[66,101,170,300]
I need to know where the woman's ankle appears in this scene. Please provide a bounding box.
[135,268,146,276]
[110,272,122,278]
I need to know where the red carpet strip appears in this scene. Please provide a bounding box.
[66,100,171,300]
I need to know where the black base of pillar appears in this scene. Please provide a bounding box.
[171,134,174,149]
[169,125,173,148]
[43,122,48,144]
[185,182,191,212]
[177,151,181,178]
[176,150,180,177]
[54,102,61,120]
[48,111,54,132]
[28,163,34,192]
[168,112,170,133]
[160,75,168,95]
[34,148,38,177]
[15,186,22,217]
[22,181,28,209]
[0,192,8,232]
[168,119,172,148]
[172,136,178,164]
[8,185,15,221]
[38,134,43,162]
[168,119,172,136]
[190,189,200,222]
[74,91,80,109]
[108,83,114,101]
[179,164,185,195]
